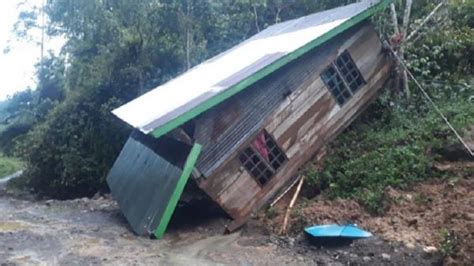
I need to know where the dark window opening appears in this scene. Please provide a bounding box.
[238,131,287,186]
[321,51,365,105]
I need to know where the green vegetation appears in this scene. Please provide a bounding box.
[306,1,473,215]
[0,155,23,179]
[307,87,473,214]
[439,228,459,257]
[1,0,359,198]
[0,0,471,201]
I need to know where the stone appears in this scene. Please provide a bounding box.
[92,192,101,200]
[423,246,438,253]
[381,253,391,261]
[465,213,474,221]
[407,218,418,227]
[363,256,371,262]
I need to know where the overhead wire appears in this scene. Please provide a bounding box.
[387,45,474,157]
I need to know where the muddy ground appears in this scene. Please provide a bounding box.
[1,187,448,265]
[4,161,472,265]
[259,162,474,265]
[0,184,446,265]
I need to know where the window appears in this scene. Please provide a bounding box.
[238,131,287,186]
[321,51,365,106]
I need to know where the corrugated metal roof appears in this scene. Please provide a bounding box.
[112,0,390,137]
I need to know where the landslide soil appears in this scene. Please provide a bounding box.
[258,162,474,265]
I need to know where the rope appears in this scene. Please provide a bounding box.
[387,46,474,157]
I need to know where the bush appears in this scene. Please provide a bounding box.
[307,83,473,214]
[15,94,129,199]
[306,1,474,213]
[0,155,23,178]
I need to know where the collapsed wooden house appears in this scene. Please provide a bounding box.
[107,0,393,238]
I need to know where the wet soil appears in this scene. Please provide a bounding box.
[258,166,473,265]
[0,188,300,265]
[0,182,445,265]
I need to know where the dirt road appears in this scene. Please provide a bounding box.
[0,184,442,265]
[0,191,298,265]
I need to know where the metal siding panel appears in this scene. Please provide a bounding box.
[107,135,182,236]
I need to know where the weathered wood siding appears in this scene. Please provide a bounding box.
[196,22,392,225]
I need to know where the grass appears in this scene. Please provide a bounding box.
[0,154,24,179]
[305,85,474,215]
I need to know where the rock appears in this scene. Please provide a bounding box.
[381,253,391,261]
[465,213,474,221]
[288,237,295,247]
[405,242,415,249]
[92,192,101,200]
[363,256,371,262]
[385,186,401,199]
[407,218,418,226]
[423,246,438,253]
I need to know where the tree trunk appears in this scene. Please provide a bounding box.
[400,0,413,98]
[389,3,401,94]
[40,0,45,72]
[185,0,192,70]
[390,1,413,98]
[253,5,261,32]
[406,2,445,42]
[390,3,400,34]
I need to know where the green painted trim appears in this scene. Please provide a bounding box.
[150,0,391,139]
[154,143,202,239]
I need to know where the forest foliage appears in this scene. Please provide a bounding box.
[0,0,472,201]
[306,0,474,214]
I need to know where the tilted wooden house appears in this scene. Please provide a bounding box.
[107,0,393,238]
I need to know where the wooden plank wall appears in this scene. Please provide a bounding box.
[197,23,392,225]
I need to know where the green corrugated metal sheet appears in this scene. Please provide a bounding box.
[107,131,201,237]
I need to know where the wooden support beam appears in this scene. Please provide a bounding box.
[280,176,305,234]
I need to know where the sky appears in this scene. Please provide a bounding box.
[0,0,63,101]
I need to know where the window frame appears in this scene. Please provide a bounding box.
[321,50,365,106]
[238,130,287,187]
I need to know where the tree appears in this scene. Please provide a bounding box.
[8,0,366,198]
